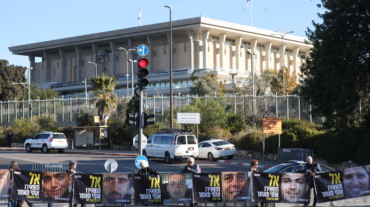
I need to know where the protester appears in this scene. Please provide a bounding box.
[163,174,189,204]
[6,132,13,148]
[134,160,159,176]
[281,173,310,203]
[298,156,321,207]
[249,160,264,207]
[8,161,33,207]
[343,165,370,198]
[181,157,200,173]
[103,174,132,204]
[221,171,249,202]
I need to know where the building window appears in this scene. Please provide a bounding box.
[256,44,265,52]
[270,47,279,54]
[211,36,219,44]
[241,42,251,49]
[285,49,293,56]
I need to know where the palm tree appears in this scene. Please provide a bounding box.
[90,74,118,125]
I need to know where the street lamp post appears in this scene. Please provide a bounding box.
[271,31,294,96]
[165,5,173,129]
[117,47,136,97]
[88,61,102,77]
[12,67,33,119]
[247,51,257,115]
[128,59,137,96]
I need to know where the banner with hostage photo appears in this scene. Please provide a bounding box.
[41,172,73,203]
[221,171,252,202]
[192,173,222,203]
[252,172,280,203]
[279,172,311,204]
[0,169,11,199]
[12,170,42,202]
[162,173,192,204]
[102,174,133,205]
[314,171,345,203]
[340,165,370,200]
[73,174,102,204]
[133,175,162,205]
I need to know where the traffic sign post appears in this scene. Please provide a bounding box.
[135,155,148,169]
[137,44,149,56]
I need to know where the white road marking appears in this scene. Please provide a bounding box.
[0,156,46,164]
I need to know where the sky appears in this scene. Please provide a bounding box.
[1,0,325,67]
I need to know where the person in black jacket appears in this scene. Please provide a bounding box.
[134,160,159,176]
[6,132,13,148]
[299,156,321,207]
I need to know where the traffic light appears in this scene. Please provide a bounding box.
[138,58,149,89]
[143,112,155,128]
[127,100,140,128]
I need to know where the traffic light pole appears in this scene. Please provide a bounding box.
[138,89,144,156]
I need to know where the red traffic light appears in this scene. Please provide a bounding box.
[138,58,149,68]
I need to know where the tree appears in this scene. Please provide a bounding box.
[0,59,27,101]
[190,72,225,96]
[299,0,370,127]
[270,67,298,95]
[232,70,279,96]
[90,74,118,124]
[30,84,59,99]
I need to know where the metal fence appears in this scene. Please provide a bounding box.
[0,94,323,126]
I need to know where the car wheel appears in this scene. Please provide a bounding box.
[42,145,49,153]
[58,149,65,153]
[26,144,32,153]
[208,153,215,162]
[227,155,234,159]
[165,152,172,164]
[143,150,150,160]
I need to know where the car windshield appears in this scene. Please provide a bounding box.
[53,134,66,139]
[212,141,229,146]
[263,164,288,173]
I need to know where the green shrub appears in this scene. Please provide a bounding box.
[238,132,263,151]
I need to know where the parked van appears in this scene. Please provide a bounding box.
[143,129,198,163]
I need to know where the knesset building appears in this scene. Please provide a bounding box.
[9,17,312,97]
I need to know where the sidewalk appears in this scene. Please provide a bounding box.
[0,147,278,169]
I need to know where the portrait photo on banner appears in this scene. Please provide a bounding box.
[102,174,132,204]
[221,171,252,202]
[343,165,370,199]
[162,173,192,204]
[0,169,10,198]
[280,173,311,204]
[42,172,72,203]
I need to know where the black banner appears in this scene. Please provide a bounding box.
[193,173,222,203]
[162,173,192,204]
[314,172,345,203]
[133,175,162,205]
[280,173,311,204]
[252,172,280,203]
[12,170,41,202]
[102,174,132,204]
[221,171,252,202]
[0,169,10,199]
[73,174,102,204]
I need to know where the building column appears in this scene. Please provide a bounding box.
[265,42,272,70]
[28,55,35,82]
[236,37,242,70]
[293,47,299,74]
[219,34,226,70]
[75,46,82,81]
[43,52,50,82]
[58,49,66,82]
[202,30,209,70]
[109,42,117,76]
[250,39,258,73]
[147,36,153,72]
[187,30,194,72]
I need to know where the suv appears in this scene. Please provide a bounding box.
[24,132,68,153]
[143,129,198,163]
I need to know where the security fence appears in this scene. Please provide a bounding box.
[0,94,323,126]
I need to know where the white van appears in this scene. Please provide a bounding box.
[143,129,198,163]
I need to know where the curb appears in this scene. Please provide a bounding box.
[217,159,271,169]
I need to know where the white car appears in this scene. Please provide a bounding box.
[198,139,236,161]
[24,132,68,153]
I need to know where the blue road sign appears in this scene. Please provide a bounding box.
[135,155,148,169]
[137,44,149,56]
